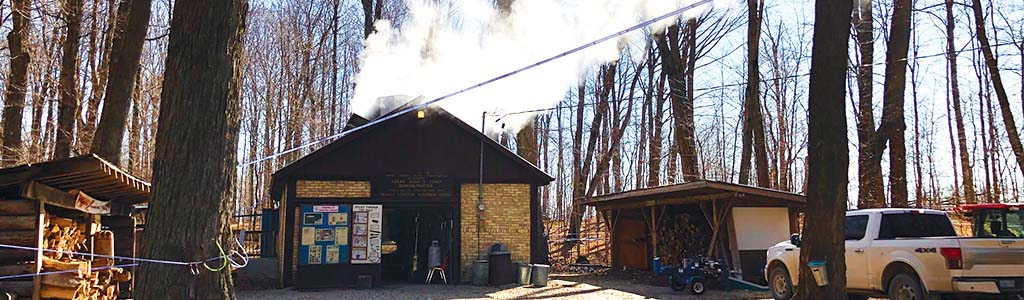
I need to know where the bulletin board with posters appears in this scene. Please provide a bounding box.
[299,204,350,265]
[350,204,382,264]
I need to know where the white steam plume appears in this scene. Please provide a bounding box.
[352,0,734,133]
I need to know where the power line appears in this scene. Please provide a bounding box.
[240,7,1020,167]
[240,0,717,167]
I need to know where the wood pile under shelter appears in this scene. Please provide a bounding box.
[0,155,150,300]
[584,180,804,285]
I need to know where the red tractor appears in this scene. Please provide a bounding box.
[956,203,1024,238]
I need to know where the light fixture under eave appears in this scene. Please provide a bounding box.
[417,110,426,119]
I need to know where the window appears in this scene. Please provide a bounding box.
[877,213,957,239]
[975,209,1023,238]
[845,215,869,241]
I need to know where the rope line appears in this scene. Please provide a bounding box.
[239,0,716,167]
[0,236,250,277]
[0,262,139,280]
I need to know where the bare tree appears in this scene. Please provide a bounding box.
[361,0,384,38]
[878,0,913,208]
[92,0,154,163]
[946,0,977,204]
[853,0,885,208]
[134,0,248,298]
[656,20,701,182]
[54,0,85,159]
[795,0,853,297]
[969,0,1024,176]
[2,0,32,166]
[738,0,770,187]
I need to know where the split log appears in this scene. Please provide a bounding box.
[109,268,131,282]
[47,216,76,228]
[0,199,37,216]
[0,230,37,246]
[0,215,37,230]
[41,273,87,289]
[39,284,79,299]
[42,256,90,277]
[93,231,114,267]
[106,284,117,298]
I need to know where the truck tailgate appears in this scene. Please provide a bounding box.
[958,238,1024,275]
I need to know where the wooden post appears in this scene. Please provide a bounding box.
[32,201,43,300]
[705,200,733,257]
[649,206,657,260]
[725,209,742,275]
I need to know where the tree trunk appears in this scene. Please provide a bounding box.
[565,82,587,254]
[516,119,538,165]
[880,0,913,208]
[55,0,85,159]
[80,0,118,152]
[360,0,376,39]
[795,0,852,297]
[985,80,1001,203]
[969,0,1024,177]
[648,70,666,187]
[2,0,31,166]
[134,0,248,298]
[91,0,153,164]
[910,33,923,207]
[679,20,700,182]
[854,0,885,209]
[656,22,700,183]
[555,103,564,218]
[740,0,769,187]
[946,0,976,205]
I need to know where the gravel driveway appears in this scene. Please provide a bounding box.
[237,273,770,300]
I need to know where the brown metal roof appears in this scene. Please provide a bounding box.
[0,154,150,204]
[584,180,804,209]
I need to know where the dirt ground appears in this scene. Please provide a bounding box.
[236,273,771,300]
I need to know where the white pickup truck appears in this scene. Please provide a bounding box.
[765,208,1024,300]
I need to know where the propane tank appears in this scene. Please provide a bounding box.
[428,240,442,268]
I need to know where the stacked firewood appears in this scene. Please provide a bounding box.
[39,217,131,300]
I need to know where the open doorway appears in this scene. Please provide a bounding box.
[380,206,455,283]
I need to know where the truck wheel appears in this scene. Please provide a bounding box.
[769,266,794,300]
[888,273,926,300]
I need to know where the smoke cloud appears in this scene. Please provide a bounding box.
[352,0,733,133]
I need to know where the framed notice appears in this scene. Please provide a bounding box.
[328,213,348,225]
[351,204,382,264]
[299,205,350,265]
[325,246,340,264]
[308,245,322,264]
[334,227,348,245]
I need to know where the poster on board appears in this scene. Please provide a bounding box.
[299,204,350,265]
[351,204,382,264]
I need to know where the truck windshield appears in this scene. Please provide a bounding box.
[973,209,1023,238]
[877,213,957,239]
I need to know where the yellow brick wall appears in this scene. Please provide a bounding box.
[459,184,531,282]
[295,180,370,198]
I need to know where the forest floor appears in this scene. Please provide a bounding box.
[236,272,771,300]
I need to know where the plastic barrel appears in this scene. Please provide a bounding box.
[530,264,550,287]
[473,260,489,286]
